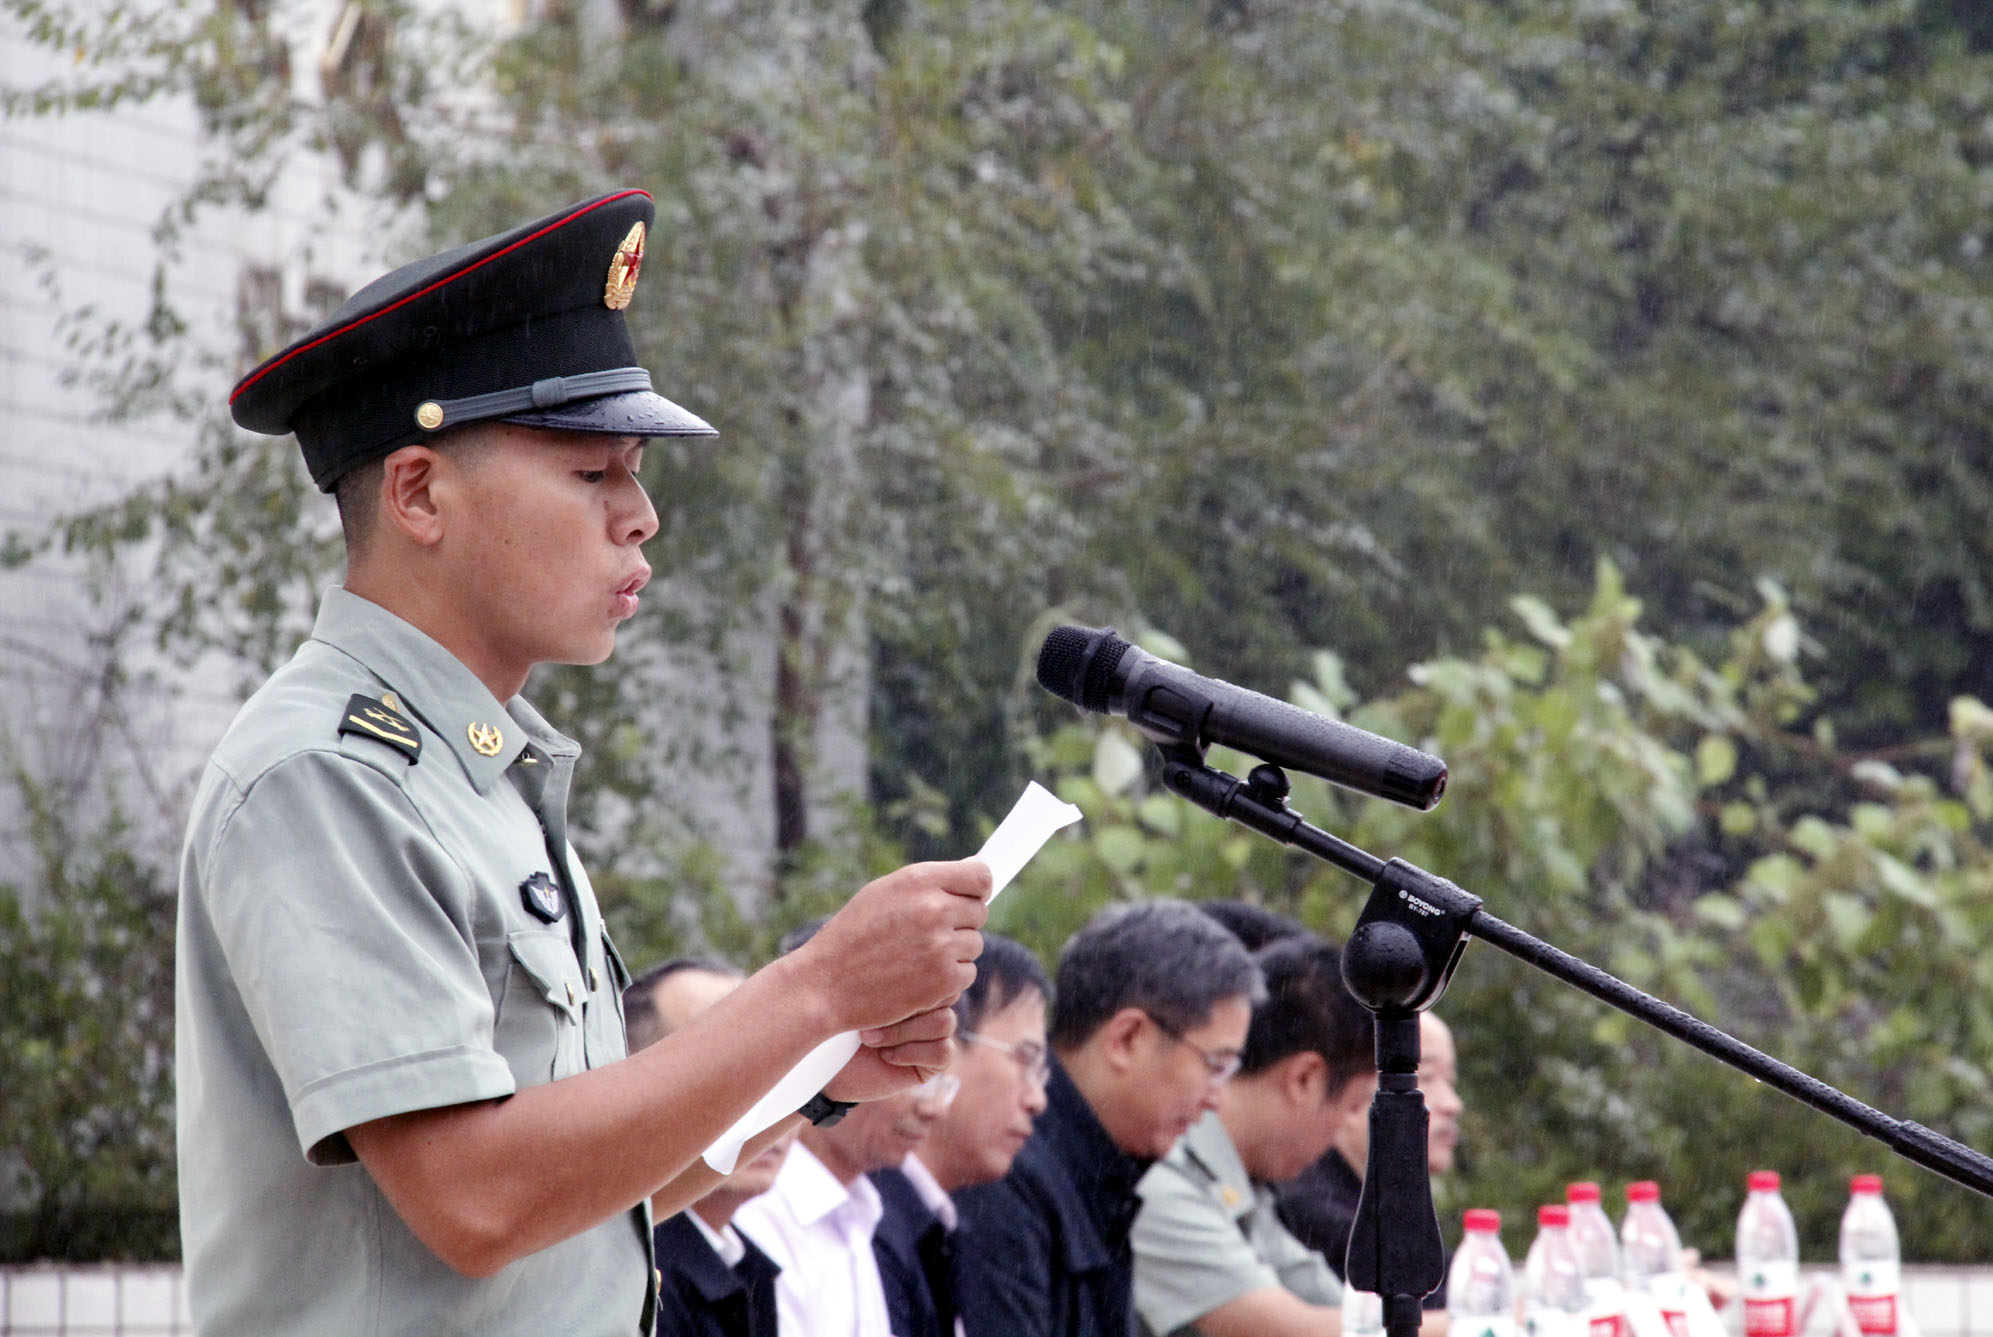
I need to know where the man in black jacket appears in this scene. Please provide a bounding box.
[625,958,790,1337]
[953,903,1262,1337]
[872,933,1054,1337]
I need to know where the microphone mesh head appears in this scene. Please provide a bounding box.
[1036,625,1128,712]
[1036,626,1094,706]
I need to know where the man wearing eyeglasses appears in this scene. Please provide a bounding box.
[953,902,1263,1337]
[874,934,1054,1337]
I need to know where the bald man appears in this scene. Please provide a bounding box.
[625,959,797,1337]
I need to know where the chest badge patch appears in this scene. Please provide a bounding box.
[520,871,565,923]
[337,694,421,762]
[467,721,505,757]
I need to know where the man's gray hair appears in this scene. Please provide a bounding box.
[1049,899,1264,1050]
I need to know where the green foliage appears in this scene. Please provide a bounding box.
[0,769,177,1262]
[1002,565,1993,1261]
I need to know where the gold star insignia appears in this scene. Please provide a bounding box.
[603,221,646,310]
[467,722,504,756]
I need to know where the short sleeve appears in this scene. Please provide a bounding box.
[1256,1202,1342,1308]
[1131,1158,1280,1337]
[198,750,516,1162]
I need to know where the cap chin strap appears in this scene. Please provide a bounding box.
[414,366,655,431]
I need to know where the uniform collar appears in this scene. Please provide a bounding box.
[1173,1110,1256,1224]
[309,587,579,793]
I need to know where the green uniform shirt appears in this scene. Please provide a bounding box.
[175,587,650,1337]
[1131,1110,1344,1337]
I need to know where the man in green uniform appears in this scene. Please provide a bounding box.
[175,189,988,1337]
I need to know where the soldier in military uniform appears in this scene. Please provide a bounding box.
[175,190,989,1337]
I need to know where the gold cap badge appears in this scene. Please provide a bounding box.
[415,401,445,431]
[467,722,505,756]
[604,221,646,311]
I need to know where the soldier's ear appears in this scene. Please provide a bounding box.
[1282,1050,1329,1107]
[378,445,450,548]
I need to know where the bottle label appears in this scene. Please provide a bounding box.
[1847,1295,1896,1335]
[1844,1259,1900,1297]
[1524,1315,1587,1337]
[1742,1298,1796,1337]
[1589,1318,1624,1337]
[1740,1260,1797,1297]
[1660,1311,1689,1337]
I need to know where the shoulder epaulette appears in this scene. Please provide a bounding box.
[337,694,421,763]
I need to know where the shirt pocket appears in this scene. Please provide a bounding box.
[495,928,587,1087]
[588,930,635,1065]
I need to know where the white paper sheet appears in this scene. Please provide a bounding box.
[701,781,1082,1172]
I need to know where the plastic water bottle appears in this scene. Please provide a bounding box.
[1619,1181,1691,1337]
[1523,1204,1590,1336]
[1342,1285,1384,1335]
[1447,1208,1518,1337]
[1567,1182,1626,1337]
[1839,1174,1901,1335]
[1735,1170,1799,1337]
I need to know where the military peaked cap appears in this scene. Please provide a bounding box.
[229,189,717,490]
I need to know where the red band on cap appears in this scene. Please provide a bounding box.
[229,189,652,405]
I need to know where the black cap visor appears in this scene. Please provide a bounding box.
[500,388,717,437]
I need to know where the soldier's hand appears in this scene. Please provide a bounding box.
[824,1005,958,1103]
[790,859,989,1035]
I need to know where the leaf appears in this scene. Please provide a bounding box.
[1694,893,1747,930]
[1849,761,1904,794]
[1746,854,1804,900]
[1136,794,1181,835]
[1873,854,1938,910]
[1092,729,1145,798]
[1511,595,1573,649]
[1696,735,1738,788]
[1094,826,1145,876]
[1762,614,1801,665]
[1823,893,1872,950]
[1788,817,1838,862]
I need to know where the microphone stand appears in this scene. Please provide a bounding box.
[1153,745,1993,1337]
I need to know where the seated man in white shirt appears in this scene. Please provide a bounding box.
[734,1068,959,1337]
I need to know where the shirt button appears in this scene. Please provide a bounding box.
[565,980,577,1007]
[589,965,600,992]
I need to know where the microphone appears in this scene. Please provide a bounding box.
[1036,625,1447,811]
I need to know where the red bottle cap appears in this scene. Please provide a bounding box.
[1464,1208,1502,1233]
[1626,1180,1661,1203]
[1538,1204,1572,1228]
[1851,1173,1884,1195]
[1567,1181,1602,1204]
[1748,1170,1781,1192]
